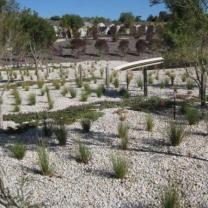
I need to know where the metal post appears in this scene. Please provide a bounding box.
[143,68,148,97]
[105,65,109,89]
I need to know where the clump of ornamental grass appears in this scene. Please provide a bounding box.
[22,82,29,91]
[12,89,21,105]
[137,77,143,89]
[148,75,154,84]
[161,183,182,208]
[52,80,60,90]
[117,122,129,150]
[185,107,200,125]
[61,86,69,96]
[80,91,89,102]
[54,122,67,146]
[13,104,20,112]
[9,143,26,160]
[166,121,186,146]
[146,114,154,132]
[80,119,91,133]
[83,83,91,95]
[75,77,82,88]
[69,87,77,98]
[113,78,120,89]
[37,146,54,176]
[96,84,104,98]
[37,80,44,89]
[111,154,128,179]
[76,142,92,164]
[126,71,133,91]
[27,93,36,105]
[186,79,194,90]
[45,86,54,110]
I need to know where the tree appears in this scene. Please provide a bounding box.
[60,14,83,37]
[70,38,86,58]
[151,0,208,106]
[136,39,147,55]
[119,12,135,28]
[118,40,129,57]
[20,9,56,79]
[95,39,109,56]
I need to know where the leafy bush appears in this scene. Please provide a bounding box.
[166,121,186,146]
[146,114,154,132]
[148,75,154,84]
[77,142,92,164]
[137,77,143,89]
[118,88,129,98]
[80,119,91,133]
[111,155,128,179]
[9,143,26,160]
[75,77,82,88]
[37,146,53,176]
[61,86,69,96]
[185,107,200,125]
[13,104,20,112]
[117,122,129,150]
[12,89,21,105]
[27,93,36,105]
[83,83,91,95]
[54,122,67,146]
[69,87,77,98]
[52,80,60,90]
[113,78,120,89]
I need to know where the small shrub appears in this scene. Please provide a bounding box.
[69,87,77,98]
[117,122,129,140]
[75,77,82,88]
[148,75,154,84]
[119,88,129,98]
[77,142,92,164]
[54,123,67,146]
[137,77,143,89]
[80,119,91,133]
[12,89,21,105]
[13,104,20,112]
[37,146,53,176]
[160,80,165,89]
[83,83,91,95]
[37,80,44,89]
[61,86,69,96]
[113,78,120,89]
[111,155,128,179]
[27,93,36,105]
[166,121,186,146]
[146,114,154,132]
[185,107,200,125]
[96,84,104,98]
[80,91,89,102]
[186,79,194,90]
[9,143,26,160]
[162,184,182,208]
[46,87,54,109]
[52,80,60,90]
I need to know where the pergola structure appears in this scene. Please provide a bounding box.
[113,57,164,96]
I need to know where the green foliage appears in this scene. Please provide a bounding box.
[61,86,69,96]
[185,107,200,125]
[75,77,82,88]
[148,75,154,84]
[13,104,20,112]
[77,142,92,164]
[186,79,194,90]
[80,119,91,133]
[27,93,36,105]
[95,84,104,98]
[119,88,129,98]
[83,83,91,95]
[111,155,128,179]
[162,183,182,208]
[37,146,53,176]
[80,91,89,102]
[60,14,83,30]
[46,87,54,110]
[69,87,77,98]
[146,114,154,132]
[137,77,143,89]
[54,122,67,146]
[9,143,26,160]
[52,80,60,90]
[117,121,129,150]
[12,89,21,105]
[37,80,44,89]
[113,78,120,89]
[166,121,186,146]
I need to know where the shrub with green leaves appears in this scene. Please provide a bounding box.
[37,146,53,176]
[77,142,92,164]
[12,89,21,105]
[61,86,69,96]
[22,82,29,91]
[75,77,82,88]
[27,93,36,105]
[146,114,154,132]
[162,184,182,208]
[117,122,129,140]
[166,121,186,146]
[83,83,91,95]
[9,143,26,160]
[80,119,91,133]
[111,155,128,179]
[46,87,54,109]
[119,88,129,98]
[69,87,77,98]
[52,80,60,90]
[148,75,153,84]
[185,107,200,125]
[13,104,20,112]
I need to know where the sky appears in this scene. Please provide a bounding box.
[17,0,166,20]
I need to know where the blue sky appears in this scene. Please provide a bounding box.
[17,0,166,20]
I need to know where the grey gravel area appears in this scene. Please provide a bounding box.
[0,108,207,207]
